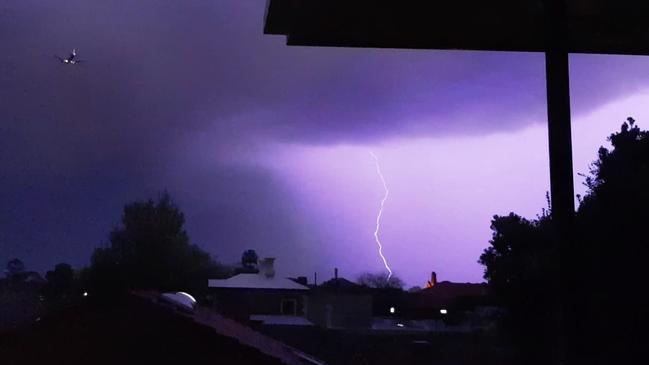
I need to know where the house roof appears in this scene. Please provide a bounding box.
[209,274,309,290]
[0,294,288,365]
[249,315,314,326]
[314,277,370,293]
[408,281,488,309]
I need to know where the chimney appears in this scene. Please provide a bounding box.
[295,276,308,286]
[430,271,437,287]
[314,272,318,286]
[334,267,338,280]
[259,258,276,278]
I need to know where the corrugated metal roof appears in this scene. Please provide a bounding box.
[209,274,309,290]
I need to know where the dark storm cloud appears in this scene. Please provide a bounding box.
[0,169,139,270]
[3,0,649,157]
[161,164,320,270]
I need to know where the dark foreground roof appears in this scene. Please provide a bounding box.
[265,0,649,55]
[0,295,285,365]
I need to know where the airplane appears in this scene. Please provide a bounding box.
[55,49,84,65]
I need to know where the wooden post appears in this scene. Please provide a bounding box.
[545,49,576,365]
[545,51,575,226]
[544,1,577,363]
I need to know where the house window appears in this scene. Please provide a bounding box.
[281,299,297,315]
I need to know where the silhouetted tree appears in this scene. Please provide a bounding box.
[358,272,405,317]
[45,263,75,297]
[480,118,649,363]
[571,117,649,362]
[3,258,45,287]
[478,213,556,362]
[42,263,80,310]
[5,258,25,278]
[241,249,259,269]
[86,192,227,296]
[357,272,404,290]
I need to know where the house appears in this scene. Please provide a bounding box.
[388,272,497,332]
[208,258,311,324]
[307,270,373,329]
[405,275,489,319]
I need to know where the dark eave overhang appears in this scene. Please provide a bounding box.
[264,0,649,56]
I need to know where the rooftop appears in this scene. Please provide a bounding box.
[314,277,370,293]
[250,315,314,326]
[209,273,310,290]
[0,295,287,365]
[409,281,489,309]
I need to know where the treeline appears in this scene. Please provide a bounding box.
[3,192,230,309]
[84,193,229,296]
[480,118,649,363]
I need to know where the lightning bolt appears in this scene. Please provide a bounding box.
[370,151,393,280]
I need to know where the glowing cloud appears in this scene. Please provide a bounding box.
[370,151,393,279]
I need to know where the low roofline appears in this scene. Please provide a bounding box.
[208,273,310,290]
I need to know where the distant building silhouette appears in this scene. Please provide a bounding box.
[208,258,311,325]
[308,272,373,329]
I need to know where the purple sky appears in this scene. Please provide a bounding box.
[3,1,649,286]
